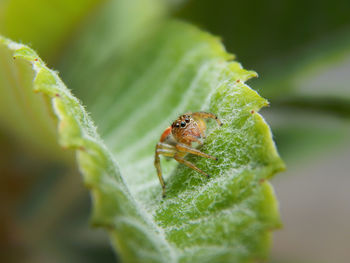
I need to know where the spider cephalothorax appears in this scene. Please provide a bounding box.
[155,112,222,197]
[171,114,204,144]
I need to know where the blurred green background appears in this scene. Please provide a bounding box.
[1,0,350,262]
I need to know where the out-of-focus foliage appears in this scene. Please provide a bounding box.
[0,0,102,63]
[176,0,350,72]
[257,36,350,163]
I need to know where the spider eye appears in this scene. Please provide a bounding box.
[185,118,190,123]
[175,123,180,128]
[180,121,186,127]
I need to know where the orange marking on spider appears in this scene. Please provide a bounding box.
[160,127,172,142]
[154,112,222,197]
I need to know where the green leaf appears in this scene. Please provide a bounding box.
[0,9,284,263]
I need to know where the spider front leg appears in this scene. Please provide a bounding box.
[174,153,210,178]
[155,142,177,197]
[155,142,214,197]
[175,143,218,160]
[174,143,218,178]
[154,152,166,197]
[191,112,223,126]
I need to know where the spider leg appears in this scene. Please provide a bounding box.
[175,143,217,160]
[157,142,176,150]
[155,143,177,197]
[174,153,210,178]
[191,112,222,126]
[187,135,203,145]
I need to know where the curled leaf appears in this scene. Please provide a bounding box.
[0,18,284,263]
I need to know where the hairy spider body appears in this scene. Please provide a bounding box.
[155,112,222,197]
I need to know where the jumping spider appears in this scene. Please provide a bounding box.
[154,112,222,197]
